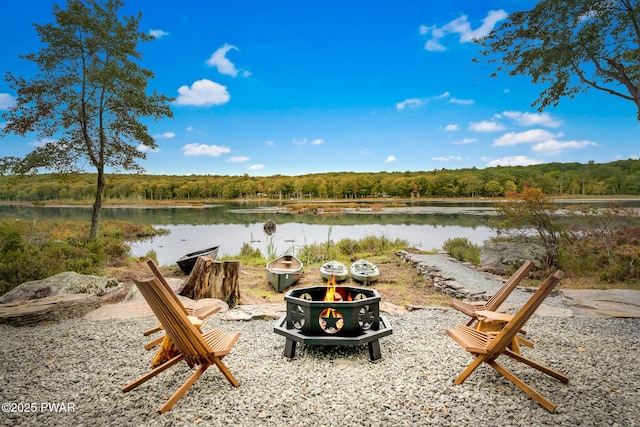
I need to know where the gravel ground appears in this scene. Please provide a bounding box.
[1,256,639,426]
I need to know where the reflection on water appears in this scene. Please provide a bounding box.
[0,203,497,266]
[129,222,495,266]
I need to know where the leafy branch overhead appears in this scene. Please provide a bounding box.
[476,0,640,120]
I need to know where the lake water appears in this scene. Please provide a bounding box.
[0,202,496,266]
[6,199,634,267]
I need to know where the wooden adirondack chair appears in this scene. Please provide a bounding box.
[451,260,534,326]
[142,260,221,350]
[123,276,240,413]
[446,270,568,412]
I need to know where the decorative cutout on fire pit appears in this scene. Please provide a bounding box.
[289,305,306,329]
[358,305,375,330]
[319,308,344,334]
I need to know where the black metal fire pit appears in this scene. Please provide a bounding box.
[273,285,392,361]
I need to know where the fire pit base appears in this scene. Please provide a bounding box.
[273,314,393,361]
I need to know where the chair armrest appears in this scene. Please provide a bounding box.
[475,310,513,323]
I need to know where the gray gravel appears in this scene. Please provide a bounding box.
[1,256,639,426]
[0,310,638,426]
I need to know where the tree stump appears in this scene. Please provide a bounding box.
[180,256,240,307]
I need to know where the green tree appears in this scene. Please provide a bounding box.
[494,187,561,268]
[1,0,173,240]
[476,0,640,120]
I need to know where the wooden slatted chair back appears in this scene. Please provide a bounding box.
[134,277,213,366]
[486,270,564,359]
[484,260,534,311]
[146,260,190,316]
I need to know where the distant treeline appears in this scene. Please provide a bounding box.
[2,159,640,202]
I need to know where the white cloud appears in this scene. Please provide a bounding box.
[397,92,471,110]
[137,144,160,153]
[453,138,477,145]
[502,111,563,128]
[487,156,543,167]
[433,155,462,162]
[449,97,474,105]
[182,143,231,157]
[154,132,175,139]
[396,98,425,110]
[421,9,508,51]
[264,140,274,147]
[293,138,324,145]
[228,156,250,162]
[493,129,563,146]
[444,124,459,131]
[469,121,505,132]
[174,79,230,106]
[249,164,264,171]
[532,139,597,155]
[206,44,248,77]
[0,93,16,110]
[149,29,169,39]
[385,155,397,163]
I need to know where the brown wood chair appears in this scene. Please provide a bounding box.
[123,276,240,413]
[451,260,534,326]
[446,270,568,412]
[142,260,221,350]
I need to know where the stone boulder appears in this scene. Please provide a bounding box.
[0,271,120,304]
[0,272,121,326]
[480,240,546,274]
[0,294,100,326]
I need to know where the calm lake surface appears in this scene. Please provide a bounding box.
[3,199,637,267]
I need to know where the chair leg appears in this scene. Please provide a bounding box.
[122,354,184,393]
[143,326,162,336]
[211,357,239,387]
[505,349,569,383]
[144,337,164,351]
[454,355,485,385]
[488,360,557,413]
[158,363,210,414]
[516,336,535,348]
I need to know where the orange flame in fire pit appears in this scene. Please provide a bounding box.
[320,275,344,333]
[324,275,339,301]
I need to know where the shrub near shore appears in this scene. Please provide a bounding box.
[0,219,164,295]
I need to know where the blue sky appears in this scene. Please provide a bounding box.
[1,0,638,176]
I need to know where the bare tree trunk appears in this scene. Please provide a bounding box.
[89,168,106,241]
[180,256,240,307]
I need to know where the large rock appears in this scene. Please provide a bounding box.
[0,294,100,326]
[480,240,546,274]
[0,271,119,304]
[0,272,120,325]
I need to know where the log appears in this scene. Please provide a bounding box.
[180,256,240,307]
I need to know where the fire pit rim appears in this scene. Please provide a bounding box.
[284,285,381,305]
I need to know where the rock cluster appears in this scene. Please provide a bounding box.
[0,272,121,326]
[396,250,488,301]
